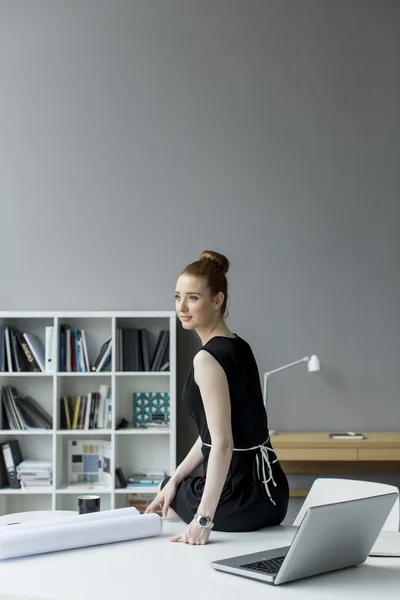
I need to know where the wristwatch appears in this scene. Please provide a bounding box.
[194,513,214,529]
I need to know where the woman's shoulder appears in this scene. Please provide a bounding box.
[198,334,254,366]
[203,333,241,345]
[203,334,252,352]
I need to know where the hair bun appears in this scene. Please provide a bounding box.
[199,250,230,275]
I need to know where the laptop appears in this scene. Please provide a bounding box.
[211,492,398,585]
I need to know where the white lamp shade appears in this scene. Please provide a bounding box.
[307,354,321,372]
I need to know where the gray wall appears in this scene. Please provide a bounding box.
[1,1,400,516]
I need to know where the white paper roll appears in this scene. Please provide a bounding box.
[0,513,162,560]
[0,506,139,533]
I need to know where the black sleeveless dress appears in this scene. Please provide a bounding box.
[162,335,289,532]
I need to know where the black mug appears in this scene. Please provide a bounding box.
[78,495,101,515]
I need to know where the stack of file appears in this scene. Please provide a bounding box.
[127,469,166,487]
[17,460,52,489]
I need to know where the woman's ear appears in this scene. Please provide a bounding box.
[213,292,224,310]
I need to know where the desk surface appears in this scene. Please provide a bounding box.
[271,432,400,481]
[0,520,399,600]
[271,432,400,449]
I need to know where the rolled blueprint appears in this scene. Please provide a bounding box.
[0,506,139,533]
[0,512,162,560]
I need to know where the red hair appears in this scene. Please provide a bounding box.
[181,250,230,316]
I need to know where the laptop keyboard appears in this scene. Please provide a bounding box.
[240,555,285,574]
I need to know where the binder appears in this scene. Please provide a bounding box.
[139,329,151,372]
[151,330,169,371]
[0,448,7,488]
[45,326,55,373]
[4,326,13,372]
[0,324,5,372]
[1,440,23,488]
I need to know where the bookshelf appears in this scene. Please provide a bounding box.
[0,311,177,516]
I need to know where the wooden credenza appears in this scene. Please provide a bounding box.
[271,432,400,497]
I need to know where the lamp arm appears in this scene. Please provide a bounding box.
[263,356,309,410]
[265,357,309,377]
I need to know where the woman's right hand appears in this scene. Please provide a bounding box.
[144,478,178,518]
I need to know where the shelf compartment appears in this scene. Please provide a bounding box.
[114,491,160,513]
[115,435,170,480]
[0,375,54,429]
[56,376,112,430]
[0,317,52,376]
[0,432,53,464]
[115,316,170,373]
[114,375,170,430]
[57,317,112,374]
[55,432,112,490]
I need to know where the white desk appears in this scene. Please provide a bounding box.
[0,511,76,526]
[0,519,399,600]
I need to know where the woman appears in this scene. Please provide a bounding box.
[145,250,289,545]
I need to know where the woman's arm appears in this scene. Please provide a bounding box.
[194,350,234,520]
[145,434,204,516]
[171,436,204,485]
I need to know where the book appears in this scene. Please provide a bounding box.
[9,328,23,371]
[92,338,112,372]
[67,439,112,487]
[127,482,159,487]
[369,532,400,557]
[15,397,52,429]
[139,328,151,371]
[115,467,127,488]
[16,330,41,371]
[150,330,169,371]
[23,333,46,372]
[329,432,365,440]
[369,552,400,557]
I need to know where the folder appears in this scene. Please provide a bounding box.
[0,448,7,488]
[45,326,55,373]
[1,439,23,488]
[0,324,5,372]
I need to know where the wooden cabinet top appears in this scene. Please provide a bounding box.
[271,432,400,449]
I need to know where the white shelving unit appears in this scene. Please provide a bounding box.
[0,311,177,515]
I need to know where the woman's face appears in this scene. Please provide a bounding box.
[175,274,215,330]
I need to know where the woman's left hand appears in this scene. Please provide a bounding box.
[170,519,211,545]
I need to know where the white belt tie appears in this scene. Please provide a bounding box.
[201,438,279,506]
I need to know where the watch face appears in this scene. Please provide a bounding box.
[199,516,209,527]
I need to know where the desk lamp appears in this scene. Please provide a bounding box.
[263,354,322,435]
